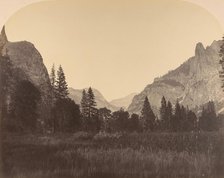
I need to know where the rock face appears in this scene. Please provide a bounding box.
[110,93,137,109]
[69,87,119,111]
[0,27,52,126]
[128,41,223,115]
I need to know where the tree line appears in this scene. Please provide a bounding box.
[0,58,222,133]
[80,95,220,133]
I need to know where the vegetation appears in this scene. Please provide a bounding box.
[12,80,41,132]
[2,131,224,178]
[1,60,220,134]
[140,96,155,131]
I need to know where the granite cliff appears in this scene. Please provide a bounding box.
[128,40,223,115]
[0,27,52,126]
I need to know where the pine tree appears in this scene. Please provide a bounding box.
[180,105,187,131]
[55,65,69,100]
[88,87,97,108]
[166,101,173,131]
[87,87,97,119]
[50,64,56,88]
[82,87,99,132]
[140,96,155,131]
[172,100,181,131]
[81,89,88,117]
[160,96,167,130]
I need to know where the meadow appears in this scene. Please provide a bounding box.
[2,131,224,178]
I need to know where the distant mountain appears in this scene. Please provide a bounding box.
[128,40,224,115]
[69,87,119,111]
[110,93,137,109]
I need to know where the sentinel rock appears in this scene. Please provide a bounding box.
[0,27,52,129]
[0,27,8,53]
[128,40,223,115]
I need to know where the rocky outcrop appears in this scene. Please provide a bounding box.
[0,26,8,53]
[128,40,223,115]
[69,87,119,111]
[0,27,52,127]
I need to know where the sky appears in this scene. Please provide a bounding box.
[1,0,224,101]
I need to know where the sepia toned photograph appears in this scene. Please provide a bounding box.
[0,0,224,178]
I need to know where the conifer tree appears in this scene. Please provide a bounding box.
[80,89,88,117]
[166,101,173,131]
[50,64,56,88]
[88,87,97,108]
[160,96,167,130]
[55,65,69,100]
[180,105,187,131]
[141,96,155,131]
[49,64,57,108]
[81,87,99,131]
[173,100,181,131]
[87,87,97,119]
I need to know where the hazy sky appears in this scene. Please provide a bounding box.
[4,0,224,100]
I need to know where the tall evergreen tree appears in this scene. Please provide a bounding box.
[166,101,173,131]
[160,96,167,130]
[140,96,155,131]
[180,105,187,131]
[55,65,69,99]
[87,87,97,118]
[81,87,99,132]
[50,64,56,88]
[80,89,88,117]
[172,100,181,131]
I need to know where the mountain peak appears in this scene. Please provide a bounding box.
[1,26,8,41]
[195,42,205,57]
[128,40,222,115]
[0,26,8,54]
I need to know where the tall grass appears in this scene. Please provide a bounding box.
[2,131,224,178]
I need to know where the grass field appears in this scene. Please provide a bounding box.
[2,131,224,178]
